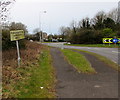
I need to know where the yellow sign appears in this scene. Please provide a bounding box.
[118,38,120,43]
[103,38,120,43]
[103,38,113,43]
[10,30,25,41]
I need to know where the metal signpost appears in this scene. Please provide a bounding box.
[10,30,25,66]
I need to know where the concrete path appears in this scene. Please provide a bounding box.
[50,48,118,98]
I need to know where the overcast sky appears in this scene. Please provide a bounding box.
[10,0,120,34]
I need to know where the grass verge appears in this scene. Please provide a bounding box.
[61,49,96,74]
[73,49,120,71]
[16,48,56,98]
[65,43,120,48]
[2,42,56,98]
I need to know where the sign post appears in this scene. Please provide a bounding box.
[10,30,25,66]
[16,40,21,66]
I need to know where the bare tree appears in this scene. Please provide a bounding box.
[59,26,66,40]
[9,22,28,34]
[92,11,106,29]
[79,17,91,28]
[118,1,120,23]
[0,0,16,28]
[70,20,77,29]
[107,8,118,23]
[70,20,77,34]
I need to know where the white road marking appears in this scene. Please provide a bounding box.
[112,51,120,53]
[87,48,91,49]
[112,60,117,63]
[94,85,101,88]
[93,48,100,50]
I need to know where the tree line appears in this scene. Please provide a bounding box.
[2,7,120,50]
[59,8,120,44]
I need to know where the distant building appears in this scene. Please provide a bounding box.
[118,1,120,23]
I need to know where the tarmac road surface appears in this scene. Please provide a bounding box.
[43,42,119,65]
[50,48,118,98]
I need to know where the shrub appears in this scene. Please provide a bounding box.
[2,29,26,50]
[102,28,113,37]
[70,29,97,44]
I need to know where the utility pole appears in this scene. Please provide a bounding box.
[39,11,46,42]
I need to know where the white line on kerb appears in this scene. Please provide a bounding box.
[112,51,120,53]
[112,60,117,63]
[87,48,91,49]
[93,48,99,49]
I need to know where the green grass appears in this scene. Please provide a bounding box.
[73,49,120,71]
[65,43,120,48]
[14,48,56,98]
[61,49,96,74]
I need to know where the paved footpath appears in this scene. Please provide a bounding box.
[50,48,119,98]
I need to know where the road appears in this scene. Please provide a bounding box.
[50,48,118,98]
[42,42,119,64]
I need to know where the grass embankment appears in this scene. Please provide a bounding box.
[74,49,120,71]
[2,41,56,98]
[61,49,96,74]
[65,43,120,48]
